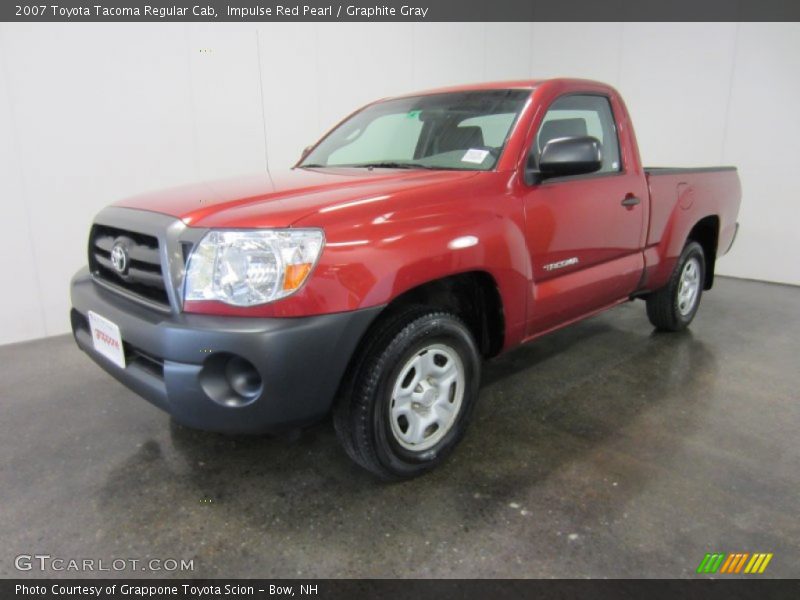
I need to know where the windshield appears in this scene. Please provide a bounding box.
[300,89,531,171]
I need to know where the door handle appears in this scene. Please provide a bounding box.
[621,195,641,208]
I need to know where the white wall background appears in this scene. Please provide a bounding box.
[1,22,798,345]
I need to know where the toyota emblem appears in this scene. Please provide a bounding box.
[110,242,129,274]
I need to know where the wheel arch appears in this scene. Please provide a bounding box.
[687,215,720,290]
[364,271,506,360]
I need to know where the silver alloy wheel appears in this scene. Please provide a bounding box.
[677,257,701,316]
[389,343,465,452]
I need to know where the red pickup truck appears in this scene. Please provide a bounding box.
[71,78,741,479]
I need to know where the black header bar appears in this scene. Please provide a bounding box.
[3,0,800,22]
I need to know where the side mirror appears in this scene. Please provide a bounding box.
[530,136,603,182]
[300,145,313,161]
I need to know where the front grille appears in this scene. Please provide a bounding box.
[89,224,170,308]
[72,308,165,379]
[124,342,165,380]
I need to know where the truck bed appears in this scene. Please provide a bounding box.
[642,165,741,291]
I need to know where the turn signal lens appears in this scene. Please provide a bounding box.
[283,263,313,291]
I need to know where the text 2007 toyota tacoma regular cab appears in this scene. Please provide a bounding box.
[71,79,741,479]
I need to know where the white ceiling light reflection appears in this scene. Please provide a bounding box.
[326,240,370,247]
[447,235,478,250]
[319,195,390,213]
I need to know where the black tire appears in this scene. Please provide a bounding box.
[333,307,481,480]
[646,241,706,332]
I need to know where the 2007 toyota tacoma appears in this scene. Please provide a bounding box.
[71,78,741,479]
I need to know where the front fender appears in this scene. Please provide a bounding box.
[185,180,530,348]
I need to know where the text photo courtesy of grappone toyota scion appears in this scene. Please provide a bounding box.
[70,78,741,479]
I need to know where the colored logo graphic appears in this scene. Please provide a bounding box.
[696,552,773,574]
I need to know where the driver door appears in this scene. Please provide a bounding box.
[523,94,646,336]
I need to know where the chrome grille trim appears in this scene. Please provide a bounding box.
[88,207,208,314]
[89,223,168,307]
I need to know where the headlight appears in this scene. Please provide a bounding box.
[184,229,324,306]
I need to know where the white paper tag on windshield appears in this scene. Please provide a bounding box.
[461,148,489,164]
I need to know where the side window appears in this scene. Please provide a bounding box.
[533,95,621,174]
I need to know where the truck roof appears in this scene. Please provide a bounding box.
[392,78,611,99]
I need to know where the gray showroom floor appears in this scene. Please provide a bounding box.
[1,277,798,579]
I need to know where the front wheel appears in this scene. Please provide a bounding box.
[646,241,706,331]
[334,308,481,480]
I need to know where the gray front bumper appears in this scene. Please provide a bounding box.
[70,267,382,433]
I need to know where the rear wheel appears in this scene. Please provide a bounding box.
[646,241,706,331]
[334,307,481,480]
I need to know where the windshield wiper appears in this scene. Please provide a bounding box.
[298,162,418,170]
[347,162,422,169]
[348,162,474,171]
[302,162,471,171]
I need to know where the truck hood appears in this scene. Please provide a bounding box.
[114,168,480,228]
